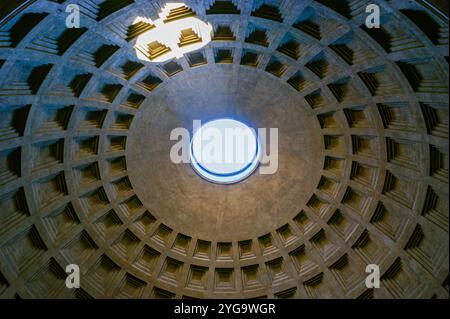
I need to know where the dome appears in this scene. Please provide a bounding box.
[0,0,448,299]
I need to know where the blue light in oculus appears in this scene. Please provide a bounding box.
[190,119,260,184]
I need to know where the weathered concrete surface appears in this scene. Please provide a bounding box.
[127,66,323,241]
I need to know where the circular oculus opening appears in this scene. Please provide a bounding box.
[190,119,260,184]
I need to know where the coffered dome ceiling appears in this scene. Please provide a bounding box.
[0,0,448,299]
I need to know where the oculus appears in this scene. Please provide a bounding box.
[190,119,260,184]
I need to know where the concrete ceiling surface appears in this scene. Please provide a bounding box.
[0,0,448,299]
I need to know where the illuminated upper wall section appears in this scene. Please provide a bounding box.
[133,3,212,63]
